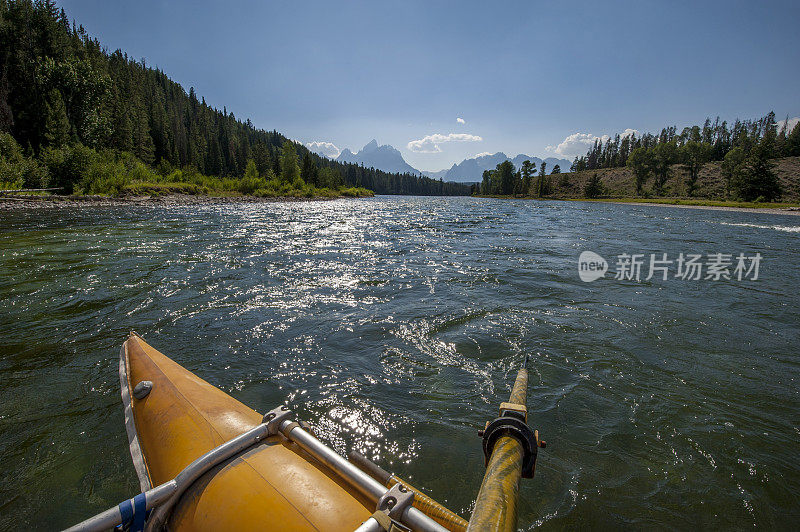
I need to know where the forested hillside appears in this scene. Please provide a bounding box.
[0,0,470,196]
[476,112,799,203]
[551,156,800,202]
[568,112,799,201]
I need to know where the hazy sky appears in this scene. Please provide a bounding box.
[60,0,800,171]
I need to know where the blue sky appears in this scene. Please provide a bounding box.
[60,0,800,172]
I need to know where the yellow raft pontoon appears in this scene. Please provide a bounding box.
[66,333,542,532]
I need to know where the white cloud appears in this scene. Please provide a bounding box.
[473,152,494,158]
[456,117,465,124]
[407,133,483,153]
[546,129,639,158]
[306,141,340,158]
[777,117,800,132]
[546,133,606,158]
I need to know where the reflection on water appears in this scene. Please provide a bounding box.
[0,197,798,529]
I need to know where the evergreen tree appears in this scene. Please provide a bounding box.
[627,147,651,195]
[481,169,491,195]
[537,161,547,197]
[679,141,710,196]
[301,151,318,186]
[721,147,746,198]
[279,140,300,184]
[730,144,781,201]
[786,122,800,156]
[43,89,69,147]
[494,160,516,195]
[520,160,534,195]
[651,141,676,195]
[583,173,603,198]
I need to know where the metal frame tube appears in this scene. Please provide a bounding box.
[67,417,447,532]
[64,482,176,532]
[66,423,271,532]
[280,421,449,532]
[354,517,387,532]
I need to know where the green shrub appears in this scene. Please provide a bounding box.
[238,175,267,194]
[4,136,373,198]
[0,132,49,189]
[583,174,604,198]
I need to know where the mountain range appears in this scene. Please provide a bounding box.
[324,140,571,182]
[431,152,573,182]
[336,140,419,175]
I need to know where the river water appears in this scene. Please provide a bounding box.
[0,196,798,530]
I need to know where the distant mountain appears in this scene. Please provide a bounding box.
[422,169,451,180]
[337,140,420,175]
[426,153,573,182]
[331,141,572,184]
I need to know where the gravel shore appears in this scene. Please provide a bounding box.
[603,200,800,216]
[0,194,338,210]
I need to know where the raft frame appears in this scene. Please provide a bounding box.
[66,404,448,532]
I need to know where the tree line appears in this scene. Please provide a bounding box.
[0,0,470,196]
[570,112,799,201]
[476,159,562,196]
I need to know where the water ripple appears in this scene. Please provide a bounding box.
[0,197,798,529]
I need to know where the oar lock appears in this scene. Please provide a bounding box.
[262,405,294,435]
[373,482,414,529]
[478,401,545,479]
[262,405,317,440]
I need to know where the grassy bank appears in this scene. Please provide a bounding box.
[119,180,373,199]
[572,197,800,209]
[476,194,800,210]
[1,133,373,200]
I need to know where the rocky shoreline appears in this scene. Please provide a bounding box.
[0,194,342,210]
[606,200,800,216]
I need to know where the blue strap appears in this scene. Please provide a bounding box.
[131,493,147,532]
[118,499,133,527]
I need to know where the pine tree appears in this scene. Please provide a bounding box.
[786,122,800,156]
[520,160,534,195]
[679,141,710,197]
[43,89,69,146]
[537,161,547,197]
[280,140,300,184]
[627,147,651,195]
[301,151,318,186]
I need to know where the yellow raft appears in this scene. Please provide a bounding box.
[120,332,374,530]
[68,333,537,531]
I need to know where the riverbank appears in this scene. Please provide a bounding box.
[571,197,800,216]
[476,195,800,216]
[0,191,372,210]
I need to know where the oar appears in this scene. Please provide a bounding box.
[467,354,544,531]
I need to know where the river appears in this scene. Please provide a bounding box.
[0,196,798,529]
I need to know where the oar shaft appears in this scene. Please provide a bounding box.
[467,362,529,532]
[509,364,528,406]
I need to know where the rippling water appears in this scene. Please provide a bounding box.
[1,196,798,530]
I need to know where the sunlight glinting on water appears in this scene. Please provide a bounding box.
[1,197,799,529]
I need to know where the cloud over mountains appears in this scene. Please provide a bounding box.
[407,132,483,153]
[306,141,341,158]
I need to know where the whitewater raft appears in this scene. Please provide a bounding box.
[67,333,541,531]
